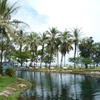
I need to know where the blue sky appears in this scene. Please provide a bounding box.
[9,0,100,42]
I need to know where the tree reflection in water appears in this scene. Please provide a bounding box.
[16,71,100,100]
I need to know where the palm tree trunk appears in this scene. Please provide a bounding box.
[20,45,22,67]
[0,35,3,74]
[40,58,42,68]
[40,44,44,68]
[74,44,76,69]
[34,61,35,68]
[49,47,53,69]
[64,54,66,67]
[60,54,63,68]
[57,49,59,67]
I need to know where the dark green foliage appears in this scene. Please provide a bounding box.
[82,58,92,68]
[0,67,3,75]
[79,37,94,68]
[14,50,30,67]
[79,37,94,58]
[69,57,83,64]
[5,68,15,77]
[91,42,100,66]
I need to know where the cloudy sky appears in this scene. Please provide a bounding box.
[9,0,100,42]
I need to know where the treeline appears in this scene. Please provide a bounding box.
[0,0,100,72]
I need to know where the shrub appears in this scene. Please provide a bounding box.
[67,65,73,70]
[90,66,95,69]
[2,72,7,76]
[5,68,15,77]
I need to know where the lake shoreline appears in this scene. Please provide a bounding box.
[0,77,32,100]
[15,68,100,78]
[15,67,100,100]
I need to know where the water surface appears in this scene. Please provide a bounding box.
[16,71,100,100]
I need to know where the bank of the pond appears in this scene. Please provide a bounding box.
[0,76,32,100]
[15,67,100,78]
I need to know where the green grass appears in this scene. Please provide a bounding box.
[0,76,17,92]
[0,75,32,100]
[0,92,20,100]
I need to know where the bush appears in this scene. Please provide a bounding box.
[2,72,7,76]
[5,68,15,77]
[67,65,73,70]
[90,66,95,69]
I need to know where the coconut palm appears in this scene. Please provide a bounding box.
[71,27,83,68]
[54,37,61,67]
[14,30,27,67]
[0,0,19,74]
[0,0,20,38]
[0,0,19,20]
[39,32,48,68]
[46,27,59,69]
[26,32,40,68]
[59,29,72,67]
[4,40,16,62]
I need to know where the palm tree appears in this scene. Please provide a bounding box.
[0,0,20,39]
[26,32,40,68]
[0,0,19,20]
[46,27,59,69]
[59,29,72,67]
[54,37,61,67]
[4,40,16,62]
[71,27,83,68]
[0,0,19,74]
[14,30,27,67]
[39,32,48,68]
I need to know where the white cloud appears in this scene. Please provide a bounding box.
[9,0,100,42]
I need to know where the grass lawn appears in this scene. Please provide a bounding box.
[0,75,32,100]
[0,76,17,92]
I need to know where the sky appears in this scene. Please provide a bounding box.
[7,0,100,65]
[9,0,100,42]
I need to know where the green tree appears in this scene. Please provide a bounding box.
[15,30,27,66]
[43,46,55,67]
[26,32,40,68]
[39,32,48,68]
[69,56,83,67]
[59,29,72,67]
[91,42,100,67]
[79,37,94,68]
[0,0,19,74]
[54,37,61,67]
[71,27,83,68]
[14,50,30,67]
[46,27,59,69]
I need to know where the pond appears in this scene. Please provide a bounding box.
[16,71,100,100]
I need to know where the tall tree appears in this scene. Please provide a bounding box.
[59,29,72,67]
[71,27,82,68]
[79,37,94,68]
[0,0,19,74]
[39,32,48,68]
[91,42,100,67]
[54,37,61,67]
[15,30,27,67]
[46,27,59,69]
[26,32,40,68]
